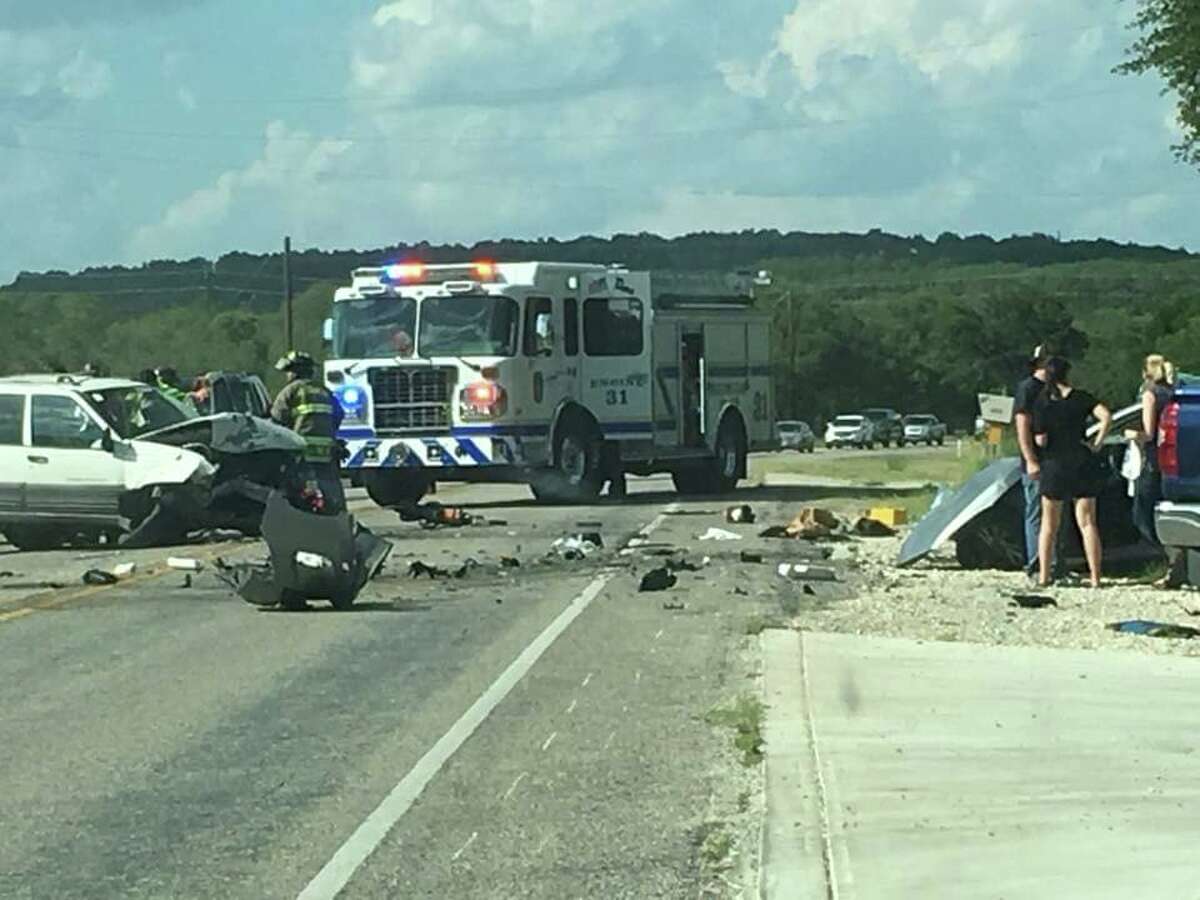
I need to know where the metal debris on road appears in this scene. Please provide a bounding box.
[698,527,742,542]
[739,551,764,564]
[0,571,14,578]
[1107,620,1200,639]
[1010,594,1058,609]
[639,567,678,592]
[662,601,686,611]
[725,504,755,524]
[500,557,521,568]
[551,533,603,560]
[776,563,838,582]
[112,562,137,579]
[167,557,204,571]
[410,561,451,579]
[82,569,120,586]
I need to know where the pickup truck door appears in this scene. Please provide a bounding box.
[0,393,26,518]
[25,394,125,522]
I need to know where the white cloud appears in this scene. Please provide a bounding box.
[57,49,113,100]
[122,0,1200,266]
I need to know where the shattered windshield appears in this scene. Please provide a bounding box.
[84,386,193,439]
[333,297,418,359]
[418,295,519,358]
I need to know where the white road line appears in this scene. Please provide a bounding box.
[541,732,558,752]
[501,772,528,801]
[581,673,593,688]
[566,698,577,714]
[653,628,664,641]
[296,510,668,900]
[450,832,478,862]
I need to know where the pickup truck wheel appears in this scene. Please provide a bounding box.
[2,525,70,552]
[363,471,431,508]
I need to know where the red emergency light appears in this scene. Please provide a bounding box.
[385,262,425,282]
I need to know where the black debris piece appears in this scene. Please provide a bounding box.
[1107,620,1200,639]
[577,532,604,548]
[733,586,749,596]
[758,525,790,539]
[409,560,451,579]
[639,567,678,592]
[643,548,678,557]
[803,584,816,596]
[725,504,755,524]
[740,551,764,564]
[0,571,15,578]
[1010,594,1058,609]
[667,558,702,573]
[181,575,193,589]
[495,597,503,605]
[500,557,521,568]
[853,517,898,537]
[576,521,603,529]
[453,558,481,579]
[82,569,119,586]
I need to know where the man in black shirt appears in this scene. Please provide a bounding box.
[1014,345,1054,580]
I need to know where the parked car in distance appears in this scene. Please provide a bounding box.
[903,414,947,446]
[861,407,905,447]
[825,414,874,449]
[776,420,816,453]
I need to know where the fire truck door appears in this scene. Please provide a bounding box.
[579,294,652,442]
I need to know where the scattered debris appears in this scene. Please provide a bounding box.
[576,521,603,529]
[733,586,749,596]
[852,516,897,538]
[1010,594,1058,609]
[500,557,521,568]
[1107,620,1200,639]
[662,601,686,611]
[1175,601,1200,618]
[112,562,137,579]
[0,571,14,578]
[639,567,678,592]
[181,575,193,589]
[409,561,450,579]
[167,557,204,571]
[739,551,764,564]
[803,584,816,596]
[777,563,838,582]
[551,534,603,560]
[698,527,742,542]
[398,502,474,528]
[82,569,119,586]
[667,558,703,572]
[863,506,908,528]
[725,504,755,524]
[453,558,480,579]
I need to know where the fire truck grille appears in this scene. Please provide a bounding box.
[368,367,454,434]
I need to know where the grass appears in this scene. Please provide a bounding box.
[753,442,987,487]
[704,694,767,767]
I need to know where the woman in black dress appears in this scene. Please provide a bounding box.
[1032,358,1112,587]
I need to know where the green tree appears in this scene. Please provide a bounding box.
[1117,0,1200,165]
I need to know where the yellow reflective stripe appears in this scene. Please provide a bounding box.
[294,403,333,415]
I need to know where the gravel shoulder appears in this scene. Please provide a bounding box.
[793,533,1200,658]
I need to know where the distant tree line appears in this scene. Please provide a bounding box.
[2,229,1197,423]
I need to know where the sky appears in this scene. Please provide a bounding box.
[0,0,1196,284]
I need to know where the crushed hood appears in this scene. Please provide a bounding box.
[898,458,1022,567]
[140,413,305,455]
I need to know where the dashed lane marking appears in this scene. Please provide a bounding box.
[296,507,670,899]
[541,732,557,752]
[450,832,478,863]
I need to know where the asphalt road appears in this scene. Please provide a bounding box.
[0,477,842,899]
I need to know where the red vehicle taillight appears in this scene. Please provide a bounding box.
[1159,401,1180,477]
[460,380,507,418]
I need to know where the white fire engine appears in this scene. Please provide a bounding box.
[321,261,774,505]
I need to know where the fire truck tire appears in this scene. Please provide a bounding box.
[363,471,431,508]
[672,416,746,495]
[530,422,603,503]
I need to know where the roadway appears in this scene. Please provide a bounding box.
[0,477,831,899]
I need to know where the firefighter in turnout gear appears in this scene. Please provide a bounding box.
[272,351,346,512]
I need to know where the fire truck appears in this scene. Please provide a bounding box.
[321,261,774,506]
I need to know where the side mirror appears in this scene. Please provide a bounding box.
[322,318,334,346]
[101,428,115,453]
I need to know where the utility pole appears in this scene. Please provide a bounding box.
[785,291,797,418]
[283,236,294,350]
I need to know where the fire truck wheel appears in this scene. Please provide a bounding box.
[530,422,603,503]
[711,418,746,492]
[363,471,431,508]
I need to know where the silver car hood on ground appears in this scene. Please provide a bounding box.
[140,413,306,454]
[898,458,1023,567]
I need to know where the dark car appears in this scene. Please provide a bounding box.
[861,408,906,448]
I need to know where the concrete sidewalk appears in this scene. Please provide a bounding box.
[762,630,1200,899]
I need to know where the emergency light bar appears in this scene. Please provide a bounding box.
[378,261,502,286]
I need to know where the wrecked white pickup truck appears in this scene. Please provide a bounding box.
[0,374,304,550]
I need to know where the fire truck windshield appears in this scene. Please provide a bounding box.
[332,297,418,359]
[418,295,519,358]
